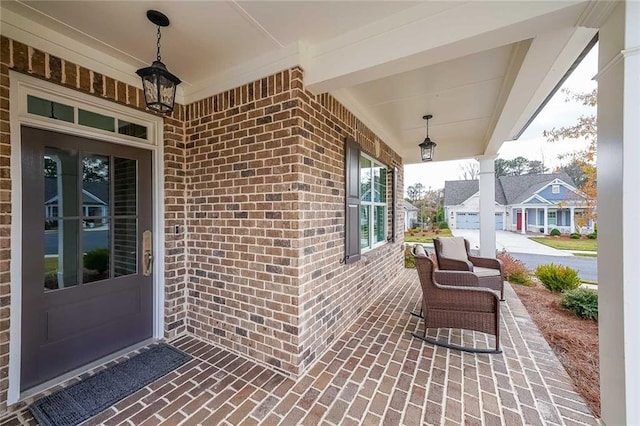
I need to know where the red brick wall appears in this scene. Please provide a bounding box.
[183,67,404,376]
[0,35,405,415]
[295,85,404,372]
[0,36,188,412]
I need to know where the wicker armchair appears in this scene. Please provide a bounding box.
[433,237,505,300]
[411,245,501,353]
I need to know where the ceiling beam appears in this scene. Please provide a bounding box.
[483,26,598,155]
[305,1,590,94]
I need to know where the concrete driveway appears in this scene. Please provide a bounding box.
[451,229,567,256]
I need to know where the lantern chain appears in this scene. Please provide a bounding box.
[156,26,162,61]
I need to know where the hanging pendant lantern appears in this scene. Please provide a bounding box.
[136,10,181,114]
[418,114,437,162]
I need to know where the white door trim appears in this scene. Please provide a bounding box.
[8,71,166,404]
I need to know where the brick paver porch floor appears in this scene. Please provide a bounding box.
[3,269,597,425]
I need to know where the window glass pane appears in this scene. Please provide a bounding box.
[45,146,79,217]
[114,218,137,277]
[373,164,386,203]
[83,220,110,283]
[374,205,386,244]
[114,158,137,215]
[45,219,80,291]
[82,154,110,217]
[118,120,148,140]
[28,95,74,123]
[79,109,115,132]
[360,206,369,249]
[360,156,371,202]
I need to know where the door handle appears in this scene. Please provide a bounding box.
[142,230,153,276]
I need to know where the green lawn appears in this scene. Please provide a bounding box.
[574,252,598,258]
[530,237,597,252]
[44,257,58,274]
[404,229,452,243]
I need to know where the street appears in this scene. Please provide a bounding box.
[45,229,108,255]
[509,252,597,283]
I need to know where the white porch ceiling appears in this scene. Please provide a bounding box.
[1,1,609,164]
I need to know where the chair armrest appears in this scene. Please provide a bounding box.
[438,257,474,271]
[434,271,480,288]
[431,285,500,313]
[468,256,504,277]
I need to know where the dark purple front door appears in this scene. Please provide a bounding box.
[20,126,153,391]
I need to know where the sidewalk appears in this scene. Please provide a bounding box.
[451,229,569,256]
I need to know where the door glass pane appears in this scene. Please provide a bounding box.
[82,154,110,217]
[360,156,371,202]
[114,218,137,277]
[45,147,79,217]
[45,219,80,291]
[374,205,386,244]
[360,206,369,249]
[83,220,110,283]
[114,158,137,215]
[373,165,386,203]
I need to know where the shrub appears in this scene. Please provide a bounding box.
[496,250,532,285]
[436,221,449,230]
[84,248,109,275]
[570,233,581,239]
[587,232,597,240]
[549,228,561,236]
[534,263,581,293]
[405,246,438,269]
[404,246,416,269]
[561,288,598,320]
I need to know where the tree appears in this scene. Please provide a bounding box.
[544,88,597,230]
[494,157,548,177]
[494,158,510,178]
[406,183,425,203]
[527,160,548,175]
[557,155,589,188]
[459,161,479,180]
[405,184,444,227]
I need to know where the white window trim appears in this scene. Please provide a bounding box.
[552,184,560,194]
[8,71,165,404]
[360,153,388,252]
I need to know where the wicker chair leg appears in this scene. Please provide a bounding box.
[411,329,502,354]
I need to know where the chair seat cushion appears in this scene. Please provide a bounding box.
[438,237,468,262]
[473,266,501,277]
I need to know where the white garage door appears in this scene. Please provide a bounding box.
[457,212,504,229]
[456,212,479,229]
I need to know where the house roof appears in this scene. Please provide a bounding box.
[403,200,418,211]
[444,173,575,206]
[500,172,574,204]
[444,179,507,206]
[45,177,109,205]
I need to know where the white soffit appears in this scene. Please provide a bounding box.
[0,0,603,164]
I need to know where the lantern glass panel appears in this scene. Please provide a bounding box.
[142,75,159,103]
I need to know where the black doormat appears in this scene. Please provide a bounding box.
[29,343,191,426]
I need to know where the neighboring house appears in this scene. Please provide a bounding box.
[44,177,109,225]
[403,200,418,230]
[444,173,595,234]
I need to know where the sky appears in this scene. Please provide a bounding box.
[404,45,598,193]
